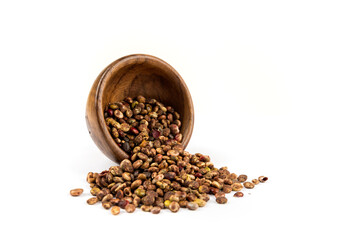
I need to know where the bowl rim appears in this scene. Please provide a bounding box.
[94,54,194,162]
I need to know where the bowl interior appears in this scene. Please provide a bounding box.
[97,55,194,158]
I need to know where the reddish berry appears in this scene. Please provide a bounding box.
[130,127,139,135]
[107,109,114,116]
[118,200,129,209]
[195,173,203,178]
[152,129,160,139]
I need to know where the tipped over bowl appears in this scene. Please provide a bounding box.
[86,54,194,163]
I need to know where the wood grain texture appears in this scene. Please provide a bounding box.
[86,54,194,164]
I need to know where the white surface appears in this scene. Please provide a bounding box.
[0,0,359,239]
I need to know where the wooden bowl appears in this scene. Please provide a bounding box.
[86,54,194,164]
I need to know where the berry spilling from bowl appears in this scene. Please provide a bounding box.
[71,96,268,214]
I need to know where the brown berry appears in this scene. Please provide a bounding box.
[244,182,255,189]
[70,188,83,197]
[111,206,121,215]
[258,176,268,183]
[233,192,244,198]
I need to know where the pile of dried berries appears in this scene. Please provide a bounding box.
[70,96,268,215]
[104,95,182,154]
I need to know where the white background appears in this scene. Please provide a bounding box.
[0,0,359,239]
